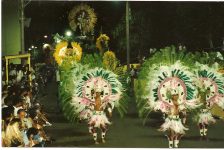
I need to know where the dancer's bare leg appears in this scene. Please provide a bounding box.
[168,130,174,148]
[174,133,182,148]
[90,123,99,144]
[199,123,204,138]
[100,124,107,143]
[204,124,209,141]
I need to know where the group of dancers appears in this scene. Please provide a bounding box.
[65,61,223,148]
[138,61,224,148]
[56,41,224,148]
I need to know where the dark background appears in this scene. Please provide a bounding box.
[24,1,224,63]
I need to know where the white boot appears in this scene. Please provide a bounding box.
[174,140,179,148]
[89,126,93,134]
[102,132,106,143]
[93,133,99,144]
[200,129,204,136]
[169,141,173,148]
[204,128,208,136]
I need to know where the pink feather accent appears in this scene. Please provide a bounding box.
[100,94,121,109]
[80,97,93,105]
[183,98,201,109]
[79,109,93,119]
[82,77,112,97]
[71,97,93,106]
[200,77,218,93]
[154,100,171,113]
[208,94,224,108]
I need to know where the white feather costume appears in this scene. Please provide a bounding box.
[159,115,189,134]
[193,63,224,125]
[140,61,200,134]
[70,68,123,128]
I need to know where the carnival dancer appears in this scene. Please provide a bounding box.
[88,87,112,144]
[197,95,215,139]
[193,63,224,139]
[159,89,188,148]
[69,68,125,144]
[136,61,201,148]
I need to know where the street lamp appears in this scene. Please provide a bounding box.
[44,35,48,38]
[126,1,130,72]
[43,44,50,49]
[65,30,72,37]
[20,0,31,54]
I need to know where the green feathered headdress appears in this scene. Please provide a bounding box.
[135,46,199,120]
[192,63,224,109]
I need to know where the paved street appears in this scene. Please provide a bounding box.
[41,81,224,148]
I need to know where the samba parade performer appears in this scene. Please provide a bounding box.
[88,86,112,144]
[151,62,200,148]
[135,47,201,148]
[193,63,224,139]
[70,68,126,144]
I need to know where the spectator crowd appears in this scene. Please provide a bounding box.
[2,63,54,147]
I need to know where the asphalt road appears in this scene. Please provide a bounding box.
[40,81,224,148]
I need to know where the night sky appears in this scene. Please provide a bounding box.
[25,1,125,45]
[24,1,224,63]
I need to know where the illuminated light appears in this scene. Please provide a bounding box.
[43,44,50,49]
[65,30,72,37]
[44,35,48,38]
[31,45,34,48]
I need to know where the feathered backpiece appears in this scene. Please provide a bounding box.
[137,60,200,120]
[59,62,89,123]
[193,62,224,109]
[193,51,224,69]
[148,61,197,109]
[70,68,127,121]
[136,46,200,119]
